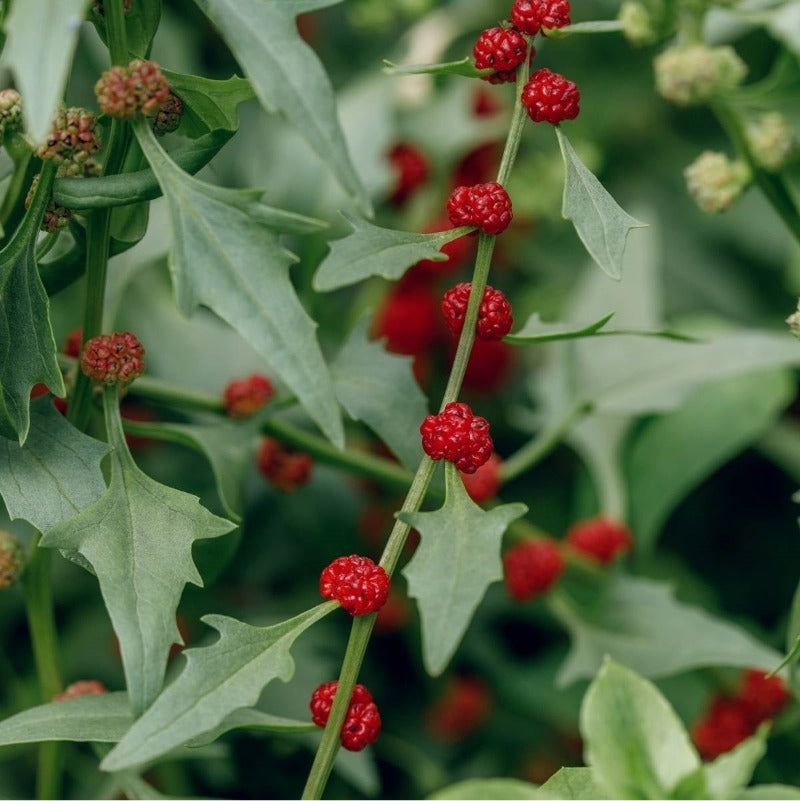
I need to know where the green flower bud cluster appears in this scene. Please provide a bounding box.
[684,150,750,213]
[654,44,746,106]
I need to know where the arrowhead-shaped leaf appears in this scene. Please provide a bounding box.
[41,390,236,714]
[400,464,527,676]
[134,120,343,448]
[555,127,646,280]
[314,214,473,292]
[332,318,427,471]
[101,603,335,772]
[0,397,109,531]
[0,163,65,443]
[191,0,369,214]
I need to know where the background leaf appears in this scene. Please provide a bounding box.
[428,778,544,799]
[538,768,607,800]
[383,57,489,78]
[704,728,768,800]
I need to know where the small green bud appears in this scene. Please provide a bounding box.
[684,150,750,213]
[747,112,796,172]
[619,2,659,47]
[654,44,747,106]
[0,89,23,140]
[0,530,25,590]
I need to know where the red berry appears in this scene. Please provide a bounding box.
[420,401,493,474]
[472,87,504,117]
[442,282,513,341]
[54,680,107,702]
[473,27,528,84]
[521,68,580,124]
[511,0,571,35]
[309,680,373,727]
[692,695,755,760]
[427,676,492,741]
[341,701,382,751]
[319,554,390,615]
[447,182,512,236]
[738,669,791,724]
[387,143,430,206]
[80,331,145,386]
[373,283,441,355]
[564,516,632,564]
[460,452,502,503]
[223,374,275,418]
[257,437,313,492]
[64,327,83,358]
[95,59,170,119]
[503,539,564,601]
[461,338,515,393]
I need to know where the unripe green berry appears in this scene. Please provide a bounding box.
[0,530,25,590]
[747,112,796,172]
[684,150,750,213]
[654,44,747,106]
[0,89,23,139]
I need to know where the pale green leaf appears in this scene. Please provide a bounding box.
[581,659,702,799]
[788,580,800,697]
[400,464,527,676]
[133,120,344,448]
[1,0,88,144]
[314,213,472,292]
[555,127,646,280]
[428,778,544,800]
[191,0,369,213]
[383,57,489,78]
[738,785,800,799]
[190,708,315,745]
[552,575,783,686]
[0,397,108,531]
[0,693,132,745]
[101,603,335,772]
[539,768,607,800]
[704,727,768,799]
[331,317,427,471]
[544,20,624,38]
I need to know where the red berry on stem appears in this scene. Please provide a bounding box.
[257,437,313,492]
[521,68,580,124]
[387,143,430,206]
[692,695,755,760]
[473,27,528,84]
[427,676,492,741]
[309,680,373,727]
[420,402,493,474]
[223,374,275,418]
[460,452,502,503]
[738,669,791,724]
[446,182,513,236]
[503,539,564,601]
[441,282,513,341]
[511,0,571,35]
[80,332,145,386]
[341,701,382,751]
[564,516,632,564]
[373,283,441,355]
[319,554,390,615]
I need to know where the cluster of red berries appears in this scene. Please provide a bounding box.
[420,402,493,474]
[309,680,381,751]
[447,182,513,236]
[38,107,102,177]
[80,331,145,386]
[319,554,390,616]
[223,374,275,418]
[426,676,493,742]
[503,516,633,601]
[256,437,313,492]
[473,27,530,85]
[511,0,571,34]
[95,59,170,119]
[53,680,107,702]
[442,282,514,341]
[692,669,791,760]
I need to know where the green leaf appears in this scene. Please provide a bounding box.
[331,317,427,471]
[0,162,65,443]
[544,20,624,38]
[0,397,109,531]
[428,778,544,800]
[555,127,646,281]
[0,693,132,745]
[704,727,768,800]
[189,708,316,746]
[192,0,370,214]
[133,120,343,448]
[161,70,255,139]
[738,786,800,799]
[124,0,161,57]
[101,603,336,772]
[383,57,490,78]
[314,213,473,292]
[551,575,783,686]
[538,768,607,800]
[787,580,800,697]
[1,0,88,144]
[506,313,615,344]
[400,464,527,676]
[581,659,702,799]
[627,370,794,555]
[40,390,236,714]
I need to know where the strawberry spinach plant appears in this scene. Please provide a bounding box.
[1,0,800,798]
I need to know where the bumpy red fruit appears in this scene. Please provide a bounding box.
[223,374,275,418]
[95,59,170,119]
[521,68,580,124]
[564,516,632,564]
[460,452,501,503]
[257,437,313,492]
[473,27,528,84]
[64,327,83,358]
[447,182,512,236]
[692,695,754,760]
[420,402,493,474]
[462,338,515,393]
[341,701,382,751]
[387,143,430,205]
[511,0,571,35]
[38,107,101,176]
[309,680,373,727]
[427,676,492,741]
[503,539,564,601]
[441,282,513,341]
[80,332,145,386]
[319,555,390,615]
[373,283,441,355]
[738,669,791,724]
[54,680,107,702]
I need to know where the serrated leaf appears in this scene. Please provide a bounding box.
[331,317,427,471]
[704,728,768,799]
[101,603,335,772]
[41,390,236,714]
[428,778,544,800]
[555,127,646,280]
[192,0,369,214]
[0,693,132,745]
[551,575,783,686]
[1,0,88,145]
[161,70,255,139]
[538,768,607,800]
[383,57,489,78]
[133,120,343,448]
[314,213,473,292]
[0,163,65,443]
[544,20,624,38]
[0,397,109,531]
[400,464,527,676]
[581,659,702,799]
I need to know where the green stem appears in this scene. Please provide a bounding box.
[0,134,34,235]
[104,0,129,65]
[35,231,60,261]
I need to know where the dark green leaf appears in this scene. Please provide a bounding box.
[400,464,527,675]
[538,768,607,800]
[428,778,544,800]
[331,318,427,471]
[124,0,161,57]
[191,0,370,214]
[314,213,472,292]
[383,57,489,78]
[704,728,768,799]
[101,603,336,772]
